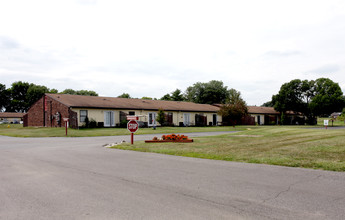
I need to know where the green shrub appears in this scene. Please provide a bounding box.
[89,119,97,128]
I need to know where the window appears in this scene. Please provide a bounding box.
[129,111,135,116]
[80,110,88,122]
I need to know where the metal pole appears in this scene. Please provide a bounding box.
[131,133,134,144]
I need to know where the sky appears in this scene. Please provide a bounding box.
[1,0,345,106]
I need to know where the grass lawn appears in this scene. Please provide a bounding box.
[0,124,242,137]
[112,126,345,172]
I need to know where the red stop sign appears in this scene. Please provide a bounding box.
[127,120,139,133]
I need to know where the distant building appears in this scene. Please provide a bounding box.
[0,112,25,124]
[330,112,342,119]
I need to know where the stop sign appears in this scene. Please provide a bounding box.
[127,120,139,133]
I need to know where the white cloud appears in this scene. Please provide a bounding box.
[1,0,345,105]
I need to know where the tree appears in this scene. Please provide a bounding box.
[218,89,248,126]
[160,93,171,101]
[261,101,274,107]
[141,97,153,100]
[156,109,166,126]
[0,83,9,112]
[77,90,98,96]
[171,89,185,101]
[185,80,229,104]
[161,89,185,101]
[5,81,52,112]
[49,88,59,94]
[26,84,50,108]
[272,78,345,124]
[118,93,131,98]
[7,81,30,112]
[61,89,98,96]
[61,89,77,95]
[309,78,344,117]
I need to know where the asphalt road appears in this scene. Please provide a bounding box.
[0,132,344,220]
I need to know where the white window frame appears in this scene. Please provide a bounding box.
[104,111,115,127]
[183,113,191,126]
[148,112,157,127]
[80,110,88,123]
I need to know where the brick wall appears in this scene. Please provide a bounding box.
[45,95,70,127]
[25,95,78,128]
[25,96,45,127]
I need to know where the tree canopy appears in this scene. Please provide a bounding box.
[0,81,98,112]
[185,80,230,104]
[0,83,9,111]
[1,81,56,112]
[272,78,345,124]
[218,89,248,126]
[161,89,185,101]
[61,89,98,96]
[117,93,131,98]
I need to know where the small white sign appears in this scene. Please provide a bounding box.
[324,120,329,126]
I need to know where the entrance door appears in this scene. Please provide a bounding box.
[148,112,156,127]
[213,114,217,126]
[183,113,190,126]
[104,111,115,127]
[257,115,261,125]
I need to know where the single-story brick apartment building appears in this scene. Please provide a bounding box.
[24,93,221,128]
[23,93,302,128]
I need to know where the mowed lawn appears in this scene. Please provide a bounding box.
[113,126,345,171]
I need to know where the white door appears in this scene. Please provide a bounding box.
[148,112,156,127]
[104,111,115,127]
[183,113,190,126]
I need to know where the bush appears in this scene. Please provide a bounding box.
[119,119,129,128]
[89,119,97,128]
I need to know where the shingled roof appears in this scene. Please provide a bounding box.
[0,112,25,118]
[247,106,280,115]
[46,93,220,112]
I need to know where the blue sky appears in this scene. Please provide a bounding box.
[1,0,345,105]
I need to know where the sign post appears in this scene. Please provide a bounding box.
[127,120,139,144]
[324,119,329,129]
[63,118,69,136]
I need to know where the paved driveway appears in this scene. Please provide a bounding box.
[0,133,344,220]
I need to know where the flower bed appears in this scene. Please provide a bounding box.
[145,134,193,143]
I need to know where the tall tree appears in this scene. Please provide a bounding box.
[6,81,52,112]
[171,89,185,101]
[309,78,344,116]
[161,89,185,101]
[0,83,9,112]
[26,84,50,108]
[272,78,345,124]
[160,93,171,101]
[7,81,30,112]
[218,89,248,126]
[185,80,229,104]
